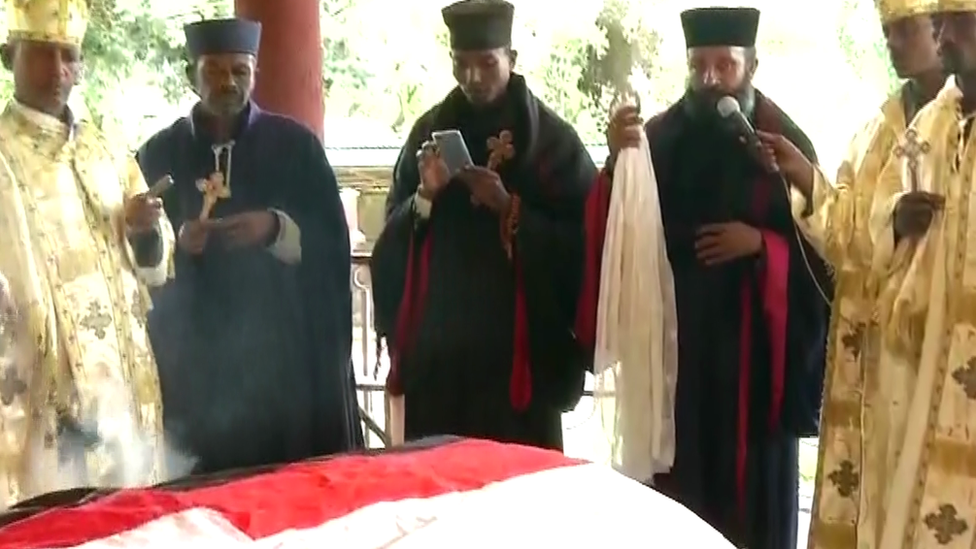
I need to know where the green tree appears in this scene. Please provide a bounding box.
[576,0,660,135]
[83,0,188,129]
[540,34,600,141]
[321,0,371,116]
[836,0,900,93]
[0,0,238,144]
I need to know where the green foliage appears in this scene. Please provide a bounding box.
[82,0,187,129]
[321,0,371,113]
[836,0,900,92]
[320,0,449,135]
[0,0,903,148]
[576,0,659,133]
[539,35,599,139]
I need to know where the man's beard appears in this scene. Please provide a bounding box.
[941,46,967,76]
[683,84,756,125]
[202,90,247,118]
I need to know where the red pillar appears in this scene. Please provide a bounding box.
[234,0,324,141]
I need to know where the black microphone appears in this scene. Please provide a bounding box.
[716,96,775,173]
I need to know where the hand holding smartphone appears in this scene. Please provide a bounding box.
[431,130,473,176]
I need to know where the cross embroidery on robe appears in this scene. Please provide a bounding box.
[923,504,969,544]
[80,301,112,339]
[894,128,930,192]
[840,323,865,360]
[952,357,976,400]
[826,459,858,498]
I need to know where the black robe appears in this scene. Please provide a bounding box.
[370,75,596,451]
[137,102,364,475]
[579,91,831,549]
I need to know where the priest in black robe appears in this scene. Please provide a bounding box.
[370,0,597,451]
[577,8,832,549]
[137,18,363,476]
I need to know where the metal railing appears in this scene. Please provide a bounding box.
[349,252,602,454]
[351,252,390,448]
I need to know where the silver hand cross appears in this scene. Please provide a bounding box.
[894,128,931,192]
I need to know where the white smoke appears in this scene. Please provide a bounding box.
[0,270,197,509]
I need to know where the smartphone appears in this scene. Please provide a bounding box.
[432,130,473,176]
[148,175,174,198]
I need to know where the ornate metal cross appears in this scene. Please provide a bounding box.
[893,128,930,192]
[487,130,515,171]
[196,171,231,221]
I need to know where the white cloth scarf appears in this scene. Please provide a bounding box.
[592,113,679,481]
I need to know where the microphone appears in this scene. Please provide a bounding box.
[717,96,832,305]
[716,96,774,173]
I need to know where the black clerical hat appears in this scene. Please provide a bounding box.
[442,0,515,51]
[184,18,262,58]
[680,7,760,48]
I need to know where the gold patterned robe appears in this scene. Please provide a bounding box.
[848,77,976,549]
[0,101,173,509]
[796,87,916,549]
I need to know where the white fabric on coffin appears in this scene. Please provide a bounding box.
[591,110,678,481]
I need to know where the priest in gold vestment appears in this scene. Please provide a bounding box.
[759,2,949,548]
[0,0,173,509]
[763,2,976,547]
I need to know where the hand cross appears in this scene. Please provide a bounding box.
[195,171,231,220]
[894,128,931,192]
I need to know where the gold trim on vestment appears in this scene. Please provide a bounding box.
[876,0,939,22]
[938,0,976,12]
[4,0,89,47]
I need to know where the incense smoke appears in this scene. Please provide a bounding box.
[0,271,195,509]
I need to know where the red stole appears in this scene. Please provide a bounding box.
[385,207,532,411]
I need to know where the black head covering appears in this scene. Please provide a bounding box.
[184,18,262,58]
[442,0,515,51]
[680,7,760,48]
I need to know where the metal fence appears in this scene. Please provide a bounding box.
[349,253,603,455]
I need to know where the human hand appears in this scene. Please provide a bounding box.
[177,219,214,255]
[893,191,945,239]
[213,210,278,249]
[695,222,763,266]
[756,131,815,193]
[457,165,511,213]
[416,140,450,199]
[124,192,163,233]
[606,104,643,168]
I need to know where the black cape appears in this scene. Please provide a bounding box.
[137,102,363,475]
[370,74,597,450]
[580,90,831,549]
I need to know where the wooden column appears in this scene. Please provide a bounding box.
[234,0,324,141]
